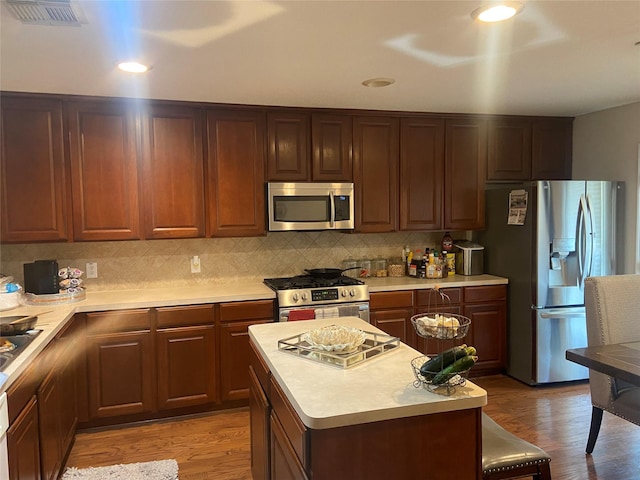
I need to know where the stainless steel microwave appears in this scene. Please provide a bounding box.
[267,182,355,231]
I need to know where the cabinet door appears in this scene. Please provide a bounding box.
[267,112,309,181]
[270,414,309,480]
[37,370,61,480]
[370,308,414,347]
[141,104,205,239]
[532,118,573,180]
[444,118,486,230]
[311,113,352,181]
[353,116,399,232]
[206,109,266,237]
[157,325,217,409]
[68,101,140,241]
[487,117,532,181]
[0,97,69,243]
[220,319,271,402]
[399,117,444,230]
[464,302,506,375]
[86,331,154,418]
[249,366,270,480]
[57,341,78,459]
[7,396,41,480]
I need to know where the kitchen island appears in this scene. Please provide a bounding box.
[248,317,487,480]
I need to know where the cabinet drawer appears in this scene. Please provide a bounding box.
[270,375,307,468]
[156,304,214,327]
[86,309,151,334]
[219,300,274,322]
[370,291,413,309]
[415,287,461,306]
[464,285,507,303]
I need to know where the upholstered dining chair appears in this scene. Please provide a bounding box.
[583,274,640,454]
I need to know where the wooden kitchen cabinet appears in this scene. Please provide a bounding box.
[7,396,41,480]
[487,117,532,182]
[353,115,399,232]
[156,305,217,410]
[140,104,205,239]
[532,117,573,180]
[38,324,78,480]
[463,285,507,376]
[67,100,141,241]
[399,116,445,231]
[85,309,154,418]
[267,111,310,181]
[311,113,352,181]
[444,117,487,230]
[249,366,270,480]
[0,96,70,243]
[206,109,266,237]
[218,300,274,402]
[369,290,415,347]
[486,116,572,182]
[270,414,309,480]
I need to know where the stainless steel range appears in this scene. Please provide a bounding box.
[264,274,370,322]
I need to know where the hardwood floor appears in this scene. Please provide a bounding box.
[65,375,640,480]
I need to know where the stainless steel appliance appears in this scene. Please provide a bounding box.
[267,182,354,231]
[23,259,59,294]
[477,180,623,384]
[264,274,369,322]
[0,329,42,371]
[453,241,485,275]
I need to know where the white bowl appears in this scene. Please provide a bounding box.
[302,325,366,354]
[0,288,23,311]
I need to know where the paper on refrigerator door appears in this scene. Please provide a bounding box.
[508,189,528,225]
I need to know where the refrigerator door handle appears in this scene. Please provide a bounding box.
[539,310,585,319]
[585,194,595,278]
[577,195,592,288]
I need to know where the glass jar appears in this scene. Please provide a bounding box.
[372,257,388,277]
[342,257,358,277]
[387,257,405,277]
[358,259,372,278]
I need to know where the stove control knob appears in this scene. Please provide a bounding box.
[340,289,348,298]
[349,288,356,297]
[301,292,308,301]
[292,292,299,302]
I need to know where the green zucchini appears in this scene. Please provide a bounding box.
[420,345,467,378]
[431,355,478,385]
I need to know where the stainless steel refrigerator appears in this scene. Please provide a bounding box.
[477,181,623,384]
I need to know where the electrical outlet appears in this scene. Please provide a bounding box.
[190,256,201,274]
[86,262,98,278]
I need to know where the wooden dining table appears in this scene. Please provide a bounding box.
[566,342,640,387]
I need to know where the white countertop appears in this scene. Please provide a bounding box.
[248,317,487,429]
[0,274,506,395]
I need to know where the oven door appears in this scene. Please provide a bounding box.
[279,302,370,323]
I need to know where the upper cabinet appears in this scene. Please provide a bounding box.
[140,104,205,239]
[531,117,573,180]
[487,116,572,182]
[267,110,352,182]
[0,97,70,243]
[67,100,141,241]
[399,116,445,231]
[444,118,487,230]
[353,115,399,233]
[206,109,266,237]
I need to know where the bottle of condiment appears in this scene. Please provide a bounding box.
[441,231,454,253]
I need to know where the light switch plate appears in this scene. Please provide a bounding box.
[86,262,98,278]
[190,256,201,274]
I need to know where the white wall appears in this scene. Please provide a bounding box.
[573,102,640,274]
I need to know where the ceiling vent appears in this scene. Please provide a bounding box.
[4,0,87,26]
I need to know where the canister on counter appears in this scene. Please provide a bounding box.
[342,258,358,277]
[358,259,372,278]
[387,258,405,277]
[372,257,388,277]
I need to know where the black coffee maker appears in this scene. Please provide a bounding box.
[23,260,59,294]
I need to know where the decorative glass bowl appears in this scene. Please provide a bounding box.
[301,325,366,354]
[411,313,471,340]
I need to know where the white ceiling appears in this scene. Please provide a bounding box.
[1,0,639,117]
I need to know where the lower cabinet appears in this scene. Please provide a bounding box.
[7,396,41,480]
[369,291,415,348]
[270,414,308,480]
[249,366,270,480]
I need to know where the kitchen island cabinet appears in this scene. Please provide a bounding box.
[249,317,486,480]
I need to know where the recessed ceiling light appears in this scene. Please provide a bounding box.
[471,2,524,23]
[117,61,150,73]
[362,78,395,88]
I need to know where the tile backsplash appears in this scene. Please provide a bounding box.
[0,231,467,291]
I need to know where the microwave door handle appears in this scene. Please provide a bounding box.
[329,191,335,228]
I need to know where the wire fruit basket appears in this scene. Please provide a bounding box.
[411,355,471,395]
[411,313,471,340]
